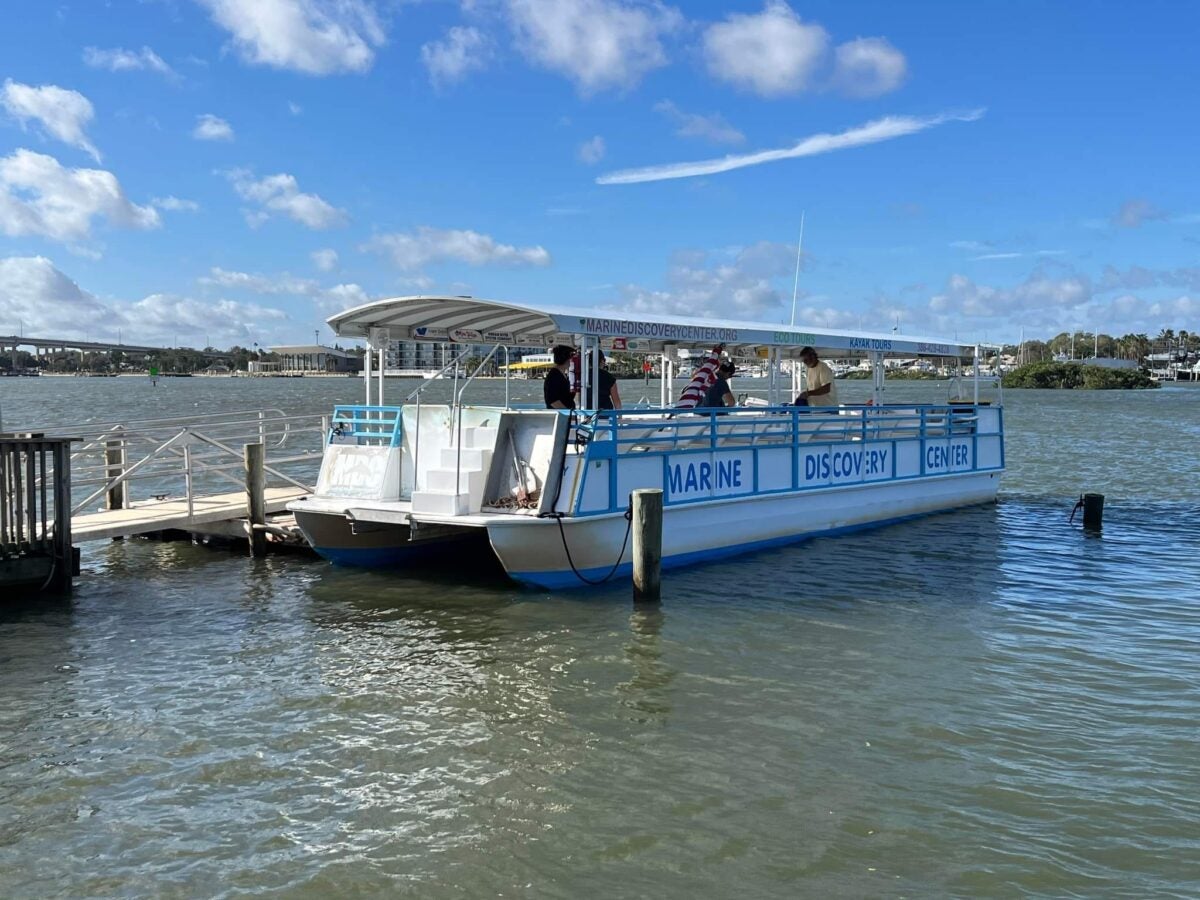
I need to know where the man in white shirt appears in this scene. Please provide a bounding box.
[795,346,838,407]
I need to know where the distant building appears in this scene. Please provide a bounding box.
[385,340,546,374]
[268,345,361,374]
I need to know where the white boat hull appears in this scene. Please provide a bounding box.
[487,470,1000,589]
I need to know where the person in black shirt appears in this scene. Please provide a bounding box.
[544,345,575,410]
[582,349,622,410]
[699,361,735,408]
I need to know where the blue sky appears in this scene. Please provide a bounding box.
[1,0,1198,348]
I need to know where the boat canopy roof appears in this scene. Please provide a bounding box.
[328,295,987,358]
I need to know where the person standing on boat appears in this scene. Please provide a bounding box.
[700,361,736,408]
[795,346,838,407]
[544,345,576,410]
[583,349,621,410]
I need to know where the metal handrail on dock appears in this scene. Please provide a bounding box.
[18,409,327,549]
[34,409,328,517]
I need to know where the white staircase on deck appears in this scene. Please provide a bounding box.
[411,425,497,516]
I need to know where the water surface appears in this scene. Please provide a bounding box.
[2,377,1198,897]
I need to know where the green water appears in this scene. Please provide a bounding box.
[2,377,1199,897]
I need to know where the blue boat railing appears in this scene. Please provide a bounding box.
[329,405,404,448]
[576,403,990,450]
[567,403,1004,516]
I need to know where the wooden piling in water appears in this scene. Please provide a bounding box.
[632,488,663,602]
[244,442,267,557]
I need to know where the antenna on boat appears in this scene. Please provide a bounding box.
[789,211,805,327]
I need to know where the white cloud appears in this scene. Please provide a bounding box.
[929,271,1093,320]
[598,109,984,185]
[1113,198,1166,228]
[130,293,288,344]
[288,101,303,115]
[702,5,908,99]
[0,149,160,244]
[225,168,348,229]
[507,0,681,94]
[702,1,829,97]
[312,248,339,271]
[1,80,100,161]
[0,255,288,345]
[152,196,200,212]
[365,227,551,271]
[83,46,176,79]
[789,304,861,330]
[578,135,606,164]
[1147,294,1200,321]
[195,0,385,75]
[653,100,744,145]
[616,242,794,318]
[198,263,373,318]
[199,267,319,295]
[830,37,907,98]
[315,282,372,314]
[0,255,114,335]
[398,274,436,291]
[193,113,234,141]
[421,25,489,88]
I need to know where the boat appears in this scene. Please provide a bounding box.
[288,296,1004,589]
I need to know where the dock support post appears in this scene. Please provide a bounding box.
[632,488,663,602]
[244,442,266,557]
[105,426,127,512]
[52,440,74,592]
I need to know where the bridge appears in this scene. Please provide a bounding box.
[0,335,228,365]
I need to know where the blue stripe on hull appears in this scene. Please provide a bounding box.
[506,505,985,590]
[314,543,435,568]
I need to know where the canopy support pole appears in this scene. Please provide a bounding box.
[579,336,590,411]
[973,344,980,405]
[377,346,385,406]
[871,351,884,406]
[592,339,602,410]
[363,340,372,405]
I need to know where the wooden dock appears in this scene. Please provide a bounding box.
[72,487,308,542]
[2,409,332,594]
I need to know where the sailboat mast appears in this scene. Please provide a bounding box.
[789,211,805,327]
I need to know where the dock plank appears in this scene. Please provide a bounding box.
[72,487,308,542]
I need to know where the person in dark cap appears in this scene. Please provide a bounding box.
[699,360,736,408]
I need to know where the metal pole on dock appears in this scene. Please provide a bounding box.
[52,439,75,592]
[244,442,266,557]
[105,427,127,512]
[632,488,663,602]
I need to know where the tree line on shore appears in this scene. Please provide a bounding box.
[1002,328,1195,362]
[1,346,282,374]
